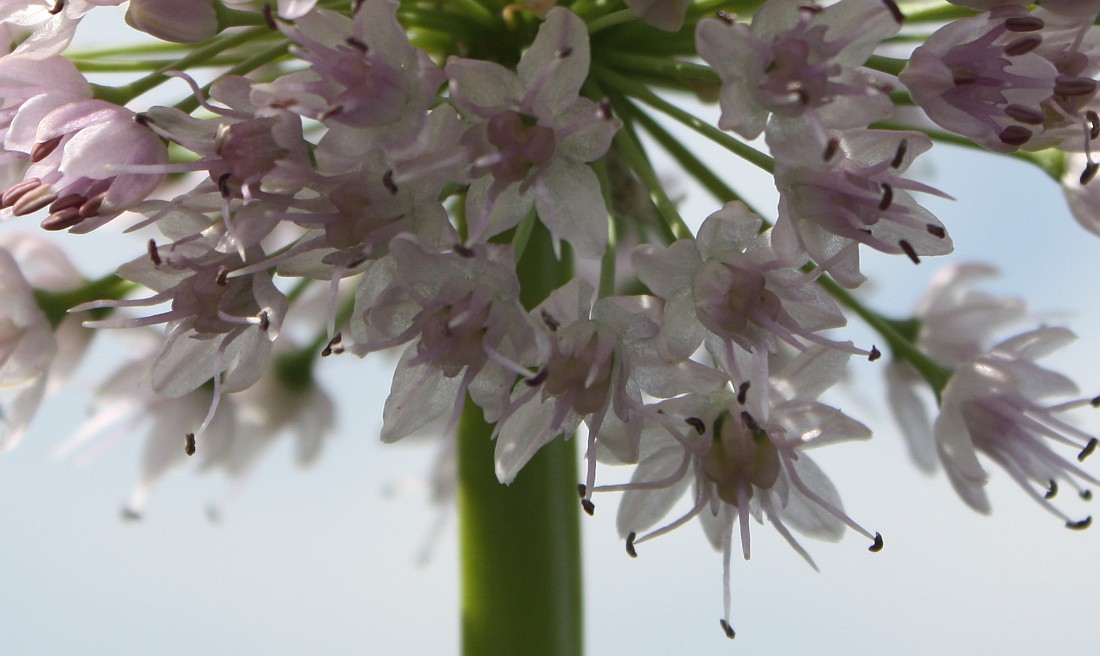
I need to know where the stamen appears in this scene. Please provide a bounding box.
[1003,36,1041,57]
[30,136,63,163]
[577,483,586,498]
[1004,104,1044,125]
[581,498,595,515]
[626,531,638,558]
[951,67,978,86]
[1088,110,1100,140]
[719,619,736,639]
[526,368,548,386]
[1054,76,1096,98]
[878,183,893,211]
[868,346,882,362]
[1004,16,1044,32]
[685,417,705,434]
[881,0,903,23]
[740,411,760,432]
[541,310,560,331]
[598,100,612,121]
[120,507,142,522]
[133,113,153,127]
[1066,516,1092,530]
[926,224,946,238]
[148,239,162,266]
[1081,162,1099,186]
[262,3,277,30]
[383,169,398,195]
[898,240,920,264]
[215,266,230,286]
[1091,394,1100,407]
[1045,480,1058,500]
[346,37,368,52]
[736,381,750,405]
[454,243,475,258]
[41,208,83,231]
[891,140,907,169]
[258,310,270,332]
[823,138,839,162]
[1078,437,1097,462]
[78,192,105,219]
[321,332,344,357]
[217,172,232,197]
[185,432,196,456]
[2,178,42,208]
[868,532,884,552]
[49,0,65,14]
[998,126,1032,147]
[556,47,573,58]
[1082,489,1093,501]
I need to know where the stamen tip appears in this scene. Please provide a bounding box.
[868,532,884,552]
[626,531,638,558]
[719,618,736,639]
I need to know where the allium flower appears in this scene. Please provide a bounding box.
[934,327,1100,527]
[0,233,89,450]
[899,5,1063,152]
[0,54,92,170]
[632,201,850,380]
[0,0,123,57]
[3,98,168,232]
[771,126,953,287]
[446,7,620,258]
[125,0,218,43]
[884,264,1026,471]
[350,235,535,443]
[696,0,901,141]
[612,347,878,637]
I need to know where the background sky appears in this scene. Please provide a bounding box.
[2,5,1100,655]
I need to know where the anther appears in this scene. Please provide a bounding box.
[577,483,586,498]
[78,193,105,219]
[541,310,560,331]
[719,619,736,639]
[1004,15,1043,32]
[2,178,42,208]
[40,208,83,231]
[185,432,196,456]
[598,100,612,121]
[454,243,475,258]
[869,532,884,552]
[30,136,63,163]
[926,224,946,238]
[133,113,153,127]
[13,186,57,216]
[740,411,760,432]
[898,240,920,265]
[215,266,230,286]
[879,183,893,211]
[626,532,638,558]
[1089,110,1100,140]
[869,346,882,362]
[736,381,750,405]
[49,0,65,14]
[1081,161,1099,186]
[685,417,705,434]
[1004,104,1044,125]
[258,310,270,332]
[1054,76,1097,98]
[951,67,979,86]
[891,140,907,169]
[262,3,277,30]
[1091,394,1100,407]
[716,10,734,24]
[217,172,232,197]
[1082,489,1093,501]
[120,506,142,522]
[346,37,368,52]
[48,194,84,214]
[147,239,162,266]
[383,169,398,195]
[1078,437,1097,462]
[823,138,839,162]
[557,47,573,58]
[321,332,344,357]
[998,125,1032,147]
[1066,516,1092,530]
[881,0,904,23]
[581,498,595,516]
[526,368,548,386]
[1003,36,1041,57]
[1045,480,1058,500]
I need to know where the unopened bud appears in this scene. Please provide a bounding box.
[125,0,218,44]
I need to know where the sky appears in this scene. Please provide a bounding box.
[2,5,1100,656]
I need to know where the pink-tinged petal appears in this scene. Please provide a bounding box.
[779,454,846,541]
[624,0,690,31]
[616,443,692,537]
[494,393,562,484]
[554,97,618,162]
[278,0,318,18]
[517,7,589,109]
[633,239,700,299]
[381,344,462,443]
[772,346,851,402]
[0,374,47,452]
[885,362,938,473]
[533,159,607,259]
[446,58,523,116]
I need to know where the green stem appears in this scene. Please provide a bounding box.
[816,275,952,401]
[458,222,582,656]
[587,9,637,34]
[594,65,775,174]
[35,274,135,329]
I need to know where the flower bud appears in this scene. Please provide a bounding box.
[125,0,218,44]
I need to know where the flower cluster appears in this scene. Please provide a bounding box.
[2,0,1100,644]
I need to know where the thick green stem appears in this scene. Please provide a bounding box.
[458,223,583,656]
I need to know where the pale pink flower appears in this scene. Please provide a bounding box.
[446,7,619,258]
[696,0,901,141]
[125,0,219,43]
[624,0,690,32]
